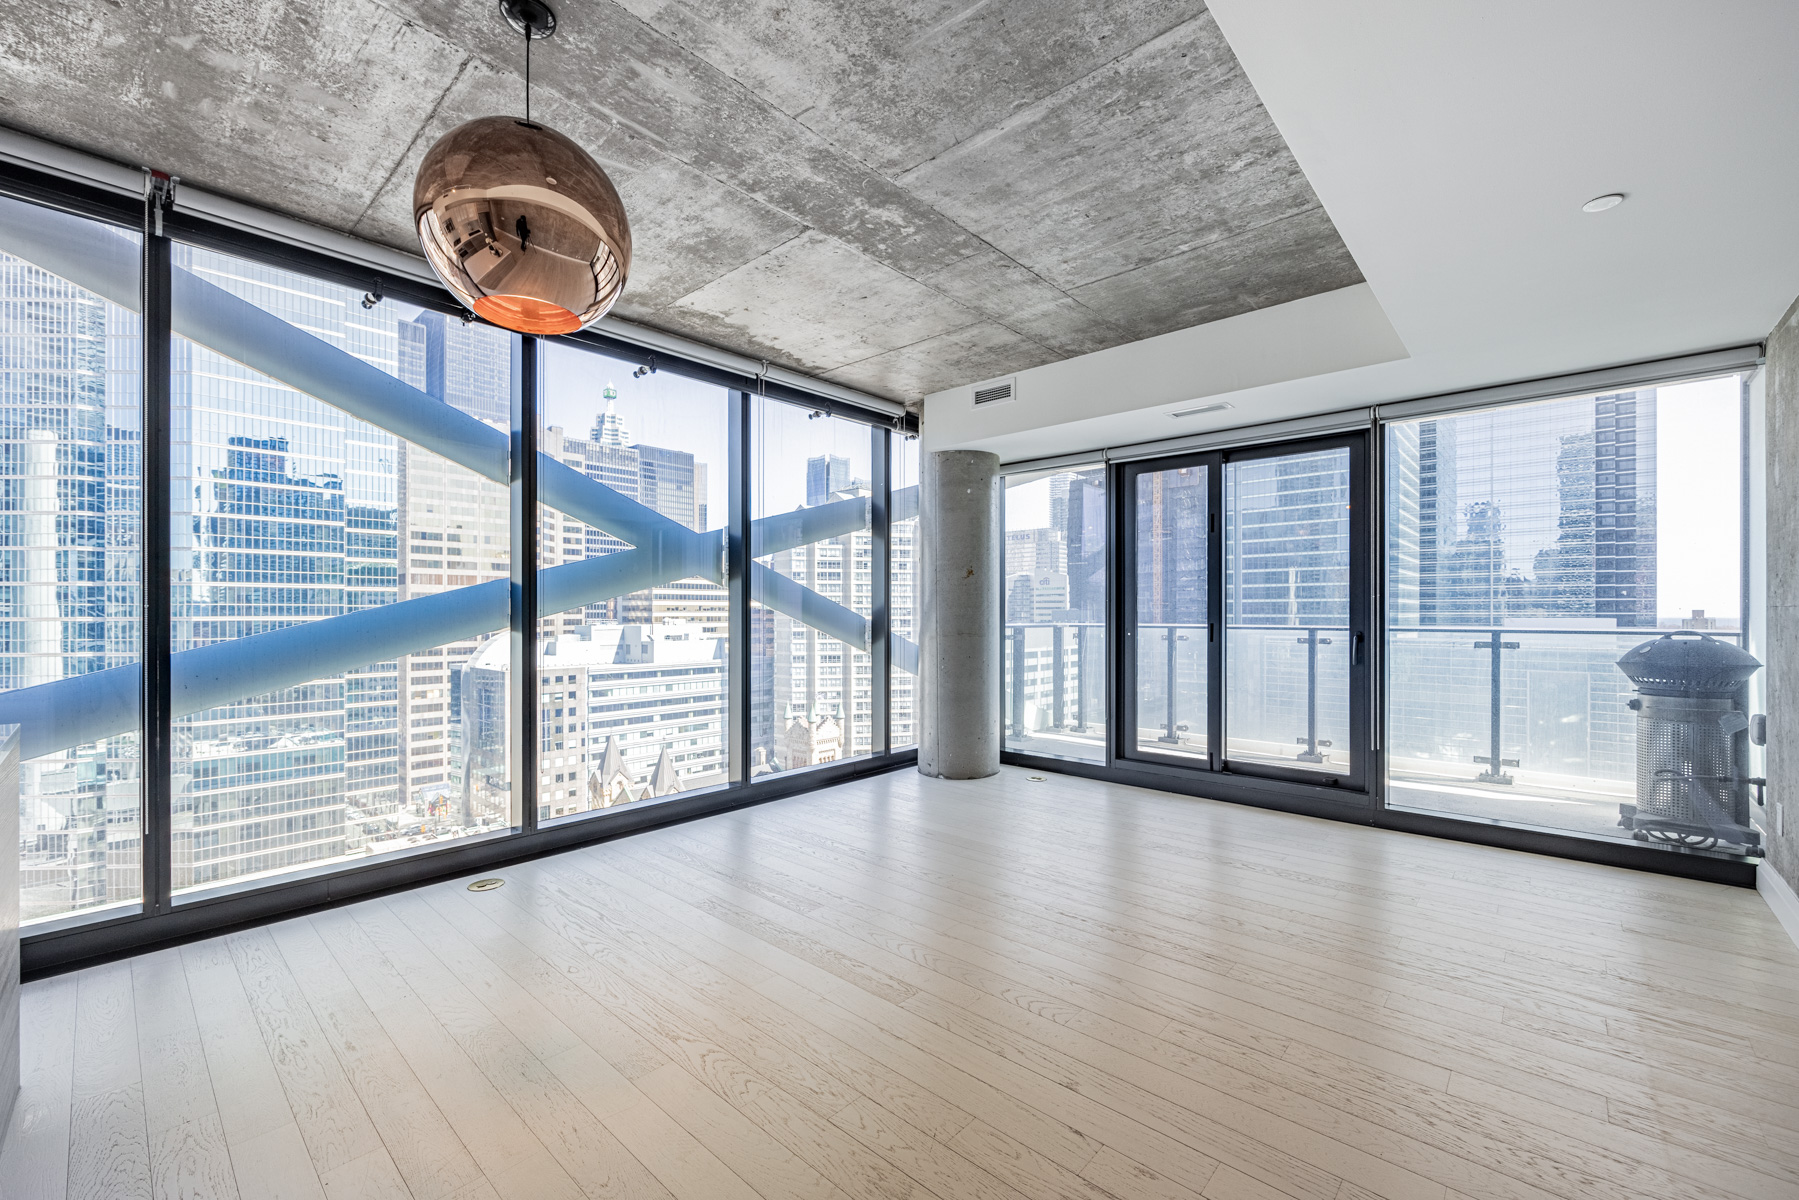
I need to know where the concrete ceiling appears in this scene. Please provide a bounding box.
[0,0,1365,403]
[928,0,1799,460]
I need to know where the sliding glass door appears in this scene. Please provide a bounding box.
[1121,434,1370,791]
[1125,455,1216,764]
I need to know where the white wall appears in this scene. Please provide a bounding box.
[922,283,1406,460]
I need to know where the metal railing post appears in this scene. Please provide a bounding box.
[1072,625,1088,732]
[1009,626,1027,739]
[1158,626,1179,743]
[1051,624,1065,729]
[1473,630,1519,783]
[1296,626,1326,763]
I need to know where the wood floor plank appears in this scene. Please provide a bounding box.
[309,907,563,1186]
[634,1062,851,1200]
[266,917,485,1200]
[520,851,1103,1178]
[1,975,79,1200]
[348,899,676,1200]
[150,1114,240,1200]
[133,950,221,1139]
[612,834,1339,1199]
[180,938,298,1150]
[223,930,385,1177]
[316,1146,410,1200]
[66,1084,151,1200]
[24,766,1799,1200]
[464,872,927,1200]
[226,1121,327,1200]
[726,798,1799,1140]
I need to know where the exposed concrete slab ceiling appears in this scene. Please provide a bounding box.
[925,1,1799,462]
[0,0,1363,402]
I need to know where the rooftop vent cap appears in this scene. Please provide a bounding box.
[1616,632,1760,698]
[972,377,1015,407]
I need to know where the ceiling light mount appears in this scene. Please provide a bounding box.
[499,0,556,40]
[1582,193,1625,213]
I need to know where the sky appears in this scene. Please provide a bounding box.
[1652,376,1741,620]
[541,344,894,524]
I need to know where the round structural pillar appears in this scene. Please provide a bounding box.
[918,449,1002,779]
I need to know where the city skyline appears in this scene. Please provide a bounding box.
[5,235,913,921]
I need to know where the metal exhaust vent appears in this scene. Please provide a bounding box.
[972,377,1015,407]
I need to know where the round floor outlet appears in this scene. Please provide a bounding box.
[467,877,506,892]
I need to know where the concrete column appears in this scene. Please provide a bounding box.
[1764,294,1799,898]
[918,450,1002,779]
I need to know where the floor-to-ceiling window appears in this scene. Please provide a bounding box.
[0,178,916,964]
[168,245,517,894]
[536,343,730,819]
[1384,374,1756,856]
[0,199,143,923]
[1003,465,1107,763]
[751,400,877,774]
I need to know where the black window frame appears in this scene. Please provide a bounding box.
[3,160,918,978]
[1008,414,1758,888]
[1114,432,1374,801]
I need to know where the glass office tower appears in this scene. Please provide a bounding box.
[2,237,144,921]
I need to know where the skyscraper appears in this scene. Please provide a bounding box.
[170,245,407,888]
[3,249,143,918]
[1134,464,1207,625]
[397,312,513,824]
[807,454,850,507]
[763,454,875,768]
[1388,391,1658,628]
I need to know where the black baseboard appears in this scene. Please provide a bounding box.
[1000,751,1759,888]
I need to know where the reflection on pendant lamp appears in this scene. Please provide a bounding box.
[413,0,631,335]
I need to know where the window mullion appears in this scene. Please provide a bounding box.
[871,424,891,757]
[140,190,173,917]
[513,335,541,832]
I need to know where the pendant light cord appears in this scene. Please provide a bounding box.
[524,23,532,124]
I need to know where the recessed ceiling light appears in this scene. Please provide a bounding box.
[1582,193,1625,213]
[1169,401,1234,419]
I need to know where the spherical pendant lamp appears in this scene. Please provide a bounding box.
[413,1,630,335]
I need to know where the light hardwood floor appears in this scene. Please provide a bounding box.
[5,765,1799,1200]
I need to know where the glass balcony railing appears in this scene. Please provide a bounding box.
[1386,625,1753,849]
[1004,623,1106,761]
[1007,619,1760,855]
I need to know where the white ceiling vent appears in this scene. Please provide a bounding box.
[971,377,1016,407]
[1169,401,1234,419]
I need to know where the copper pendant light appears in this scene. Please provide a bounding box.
[413,0,631,335]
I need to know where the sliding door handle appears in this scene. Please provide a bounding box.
[1351,631,1365,665]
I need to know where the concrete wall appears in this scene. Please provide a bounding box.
[1764,296,1799,895]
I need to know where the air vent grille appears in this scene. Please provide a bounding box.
[1169,401,1234,419]
[972,377,1015,407]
